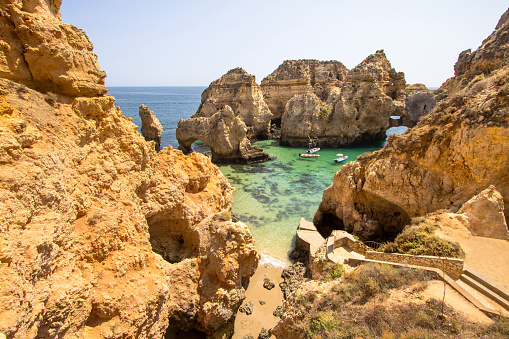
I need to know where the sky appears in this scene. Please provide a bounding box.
[60,1,508,88]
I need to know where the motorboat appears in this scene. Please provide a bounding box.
[333,155,348,163]
[299,153,320,158]
[306,147,320,154]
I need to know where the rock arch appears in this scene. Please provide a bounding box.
[176,106,272,164]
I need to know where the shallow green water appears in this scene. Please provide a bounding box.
[217,139,387,265]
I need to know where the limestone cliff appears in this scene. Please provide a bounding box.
[139,104,163,151]
[193,67,273,137]
[176,105,272,164]
[0,0,107,97]
[0,1,258,338]
[260,59,348,120]
[314,9,509,241]
[279,51,406,147]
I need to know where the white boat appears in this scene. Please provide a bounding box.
[333,155,348,163]
[299,153,320,158]
[306,147,320,154]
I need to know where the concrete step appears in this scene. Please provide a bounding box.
[459,274,509,312]
[463,268,509,302]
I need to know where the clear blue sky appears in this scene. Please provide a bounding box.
[60,1,508,88]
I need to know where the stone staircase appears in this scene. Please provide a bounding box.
[459,267,509,313]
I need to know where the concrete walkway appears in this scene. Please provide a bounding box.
[295,218,325,257]
[328,246,365,264]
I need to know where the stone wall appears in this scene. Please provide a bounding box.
[365,251,464,278]
[333,236,369,255]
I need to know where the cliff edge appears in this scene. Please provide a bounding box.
[314,8,509,241]
[0,1,258,338]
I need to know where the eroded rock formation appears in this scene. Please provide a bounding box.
[314,9,509,241]
[457,185,509,240]
[260,60,348,121]
[278,51,406,147]
[193,67,273,137]
[0,1,258,338]
[0,0,107,97]
[401,84,446,127]
[139,104,163,151]
[176,105,272,164]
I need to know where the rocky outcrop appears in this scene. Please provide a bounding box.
[279,51,406,147]
[193,68,273,137]
[261,60,348,120]
[0,0,107,97]
[0,1,258,338]
[139,104,163,151]
[445,7,509,95]
[458,185,509,240]
[396,84,447,127]
[176,105,272,164]
[313,9,509,241]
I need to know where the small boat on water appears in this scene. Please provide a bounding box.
[300,153,320,158]
[336,153,343,157]
[333,155,348,163]
[307,147,320,154]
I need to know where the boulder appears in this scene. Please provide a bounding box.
[458,186,509,240]
[194,68,273,137]
[139,104,163,151]
[176,105,272,164]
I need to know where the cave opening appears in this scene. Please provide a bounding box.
[147,216,197,264]
[164,325,206,339]
[271,119,281,129]
[314,212,345,239]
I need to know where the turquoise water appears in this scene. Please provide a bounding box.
[217,140,387,264]
[110,87,405,265]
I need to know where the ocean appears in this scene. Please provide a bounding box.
[109,87,404,265]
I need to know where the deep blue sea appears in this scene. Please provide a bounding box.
[109,87,405,265]
[109,86,206,149]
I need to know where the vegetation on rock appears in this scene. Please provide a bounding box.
[378,218,465,258]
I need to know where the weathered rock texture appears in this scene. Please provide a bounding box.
[139,104,163,151]
[193,67,273,137]
[458,185,509,240]
[314,9,509,241]
[0,1,258,338]
[399,84,447,127]
[0,0,107,97]
[176,105,271,164]
[261,60,348,120]
[274,51,407,147]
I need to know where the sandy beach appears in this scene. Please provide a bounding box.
[232,262,285,339]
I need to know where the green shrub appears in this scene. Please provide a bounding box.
[321,261,344,282]
[469,73,485,86]
[319,105,331,117]
[378,220,465,258]
[309,313,340,334]
[289,262,509,338]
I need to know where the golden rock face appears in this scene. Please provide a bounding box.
[314,9,509,241]
[0,1,258,338]
[0,0,106,96]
